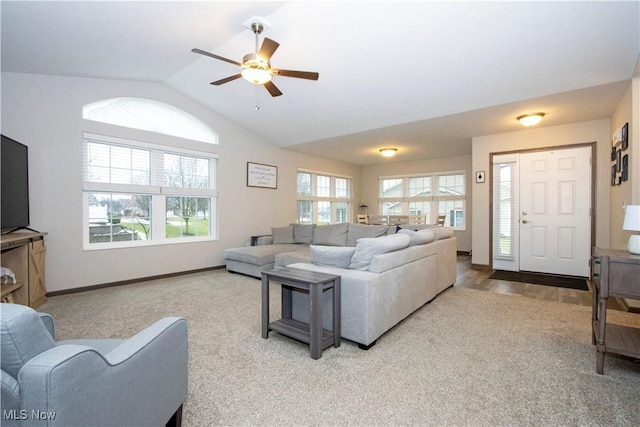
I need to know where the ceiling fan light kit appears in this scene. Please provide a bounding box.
[192,17,319,99]
[517,112,545,127]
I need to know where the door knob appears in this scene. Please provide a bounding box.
[522,219,529,224]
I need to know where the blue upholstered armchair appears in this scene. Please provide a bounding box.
[1,303,188,426]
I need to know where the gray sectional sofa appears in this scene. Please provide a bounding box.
[224,223,457,348]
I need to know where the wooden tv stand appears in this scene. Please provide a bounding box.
[1,231,47,308]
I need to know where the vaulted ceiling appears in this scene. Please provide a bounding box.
[2,1,638,165]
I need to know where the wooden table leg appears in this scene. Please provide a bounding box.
[261,273,269,339]
[333,277,341,348]
[310,282,323,360]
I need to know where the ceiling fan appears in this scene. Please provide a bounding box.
[192,21,319,97]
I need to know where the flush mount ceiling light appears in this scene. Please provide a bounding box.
[517,112,545,127]
[379,148,398,157]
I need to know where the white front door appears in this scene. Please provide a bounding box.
[518,147,591,277]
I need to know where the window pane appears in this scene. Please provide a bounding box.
[317,175,331,197]
[382,201,402,215]
[297,173,312,196]
[438,200,464,227]
[335,202,348,223]
[438,174,465,195]
[166,197,210,238]
[86,142,150,185]
[409,176,431,197]
[381,179,403,198]
[88,193,151,243]
[164,154,210,189]
[494,163,516,258]
[297,200,313,224]
[409,201,430,220]
[336,178,349,198]
[317,201,331,225]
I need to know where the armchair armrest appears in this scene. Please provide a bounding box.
[251,235,273,246]
[38,313,55,340]
[19,317,188,426]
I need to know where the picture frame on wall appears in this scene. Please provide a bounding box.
[475,171,485,183]
[616,148,622,172]
[611,165,617,186]
[622,154,629,182]
[621,122,629,151]
[247,162,278,189]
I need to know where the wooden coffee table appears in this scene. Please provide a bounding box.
[261,268,341,360]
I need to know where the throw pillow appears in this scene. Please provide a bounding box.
[312,223,349,246]
[292,223,315,244]
[271,225,295,244]
[348,233,411,270]
[398,228,436,246]
[434,227,454,240]
[310,245,356,268]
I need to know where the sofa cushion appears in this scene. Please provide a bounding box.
[310,245,356,268]
[292,223,315,244]
[398,228,436,246]
[312,223,349,246]
[225,244,301,266]
[272,225,295,244]
[346,224,389,246]
[348,233,411,271]
[275,248,313,268]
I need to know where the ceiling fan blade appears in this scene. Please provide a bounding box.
[210,74,242,85]
[264,81,283,97]
[272,69,319,80]
[191,48,242,67]
[258,38,279,61]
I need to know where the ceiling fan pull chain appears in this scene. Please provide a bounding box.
[255,84,261,110]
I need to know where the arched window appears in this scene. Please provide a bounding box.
[82,97,218,144]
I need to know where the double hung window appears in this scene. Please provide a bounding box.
[379,172,466,229]
[82,133,217,249]
[296,170,352,225]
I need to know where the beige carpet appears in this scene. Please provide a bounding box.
[40,270,640,426]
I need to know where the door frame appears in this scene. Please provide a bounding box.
[489,142,596,273]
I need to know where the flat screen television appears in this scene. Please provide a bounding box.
[1,134,30,233]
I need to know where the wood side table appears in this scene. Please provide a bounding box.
[262,268,340,360]
[591,247,640,374]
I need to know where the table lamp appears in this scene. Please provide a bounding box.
[623,205,640,255]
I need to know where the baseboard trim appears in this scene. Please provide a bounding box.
[47,265,227,297]
[471,263,491,270]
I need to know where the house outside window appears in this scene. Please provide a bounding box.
[379,172,466,229]
[296,170,352,225]
[82,133,218,249]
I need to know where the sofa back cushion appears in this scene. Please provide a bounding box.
[312,223,349,246]
[348,233,411,271]
[272,225,295,244]
[346,224,389,246]
[292,224,316,244]
[434,227,454,240]
[310,245,356,268]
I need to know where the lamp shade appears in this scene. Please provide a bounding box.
[623,205,640,255]
[623,205,640,231]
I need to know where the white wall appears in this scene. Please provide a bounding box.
[1,72,360,292]
[360,154,472,252]
[471,120,612,267]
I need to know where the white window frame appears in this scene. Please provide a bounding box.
[296,169,353,225]
[379,171,466,230]
[82,132,218,250]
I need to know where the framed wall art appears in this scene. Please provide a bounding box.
[247,162,278,189]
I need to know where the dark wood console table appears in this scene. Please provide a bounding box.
[591,247,640,374]
[261,268,340,360]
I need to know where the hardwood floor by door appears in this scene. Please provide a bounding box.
[455,254,624,310]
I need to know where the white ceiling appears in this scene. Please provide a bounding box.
[2,1,639,165]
